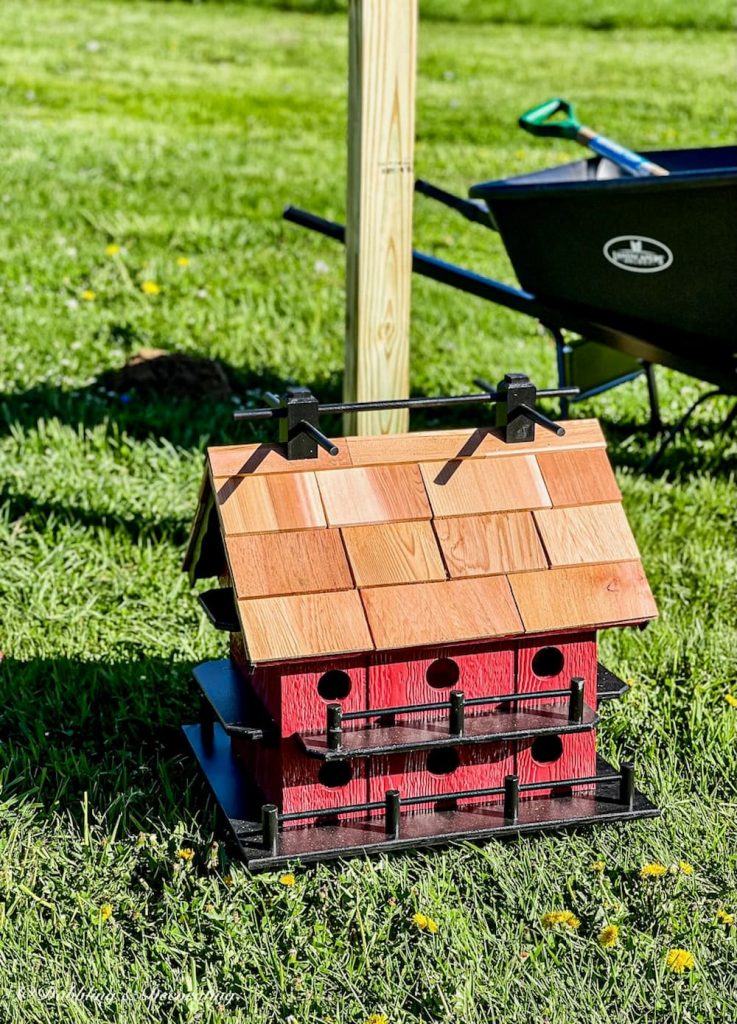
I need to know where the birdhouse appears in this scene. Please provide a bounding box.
[182,377,659,869]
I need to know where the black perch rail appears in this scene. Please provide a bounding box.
[285,144,737,466]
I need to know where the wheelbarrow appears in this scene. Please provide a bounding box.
[284,144,737,463]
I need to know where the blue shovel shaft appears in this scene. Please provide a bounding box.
[577,126,669,177]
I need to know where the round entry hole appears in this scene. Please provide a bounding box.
[530,735,564,765]
[317,670,352,701]
[531,647,565,678]
[317,761,353,788]
[426,658,460,689]
[426,747,460,776]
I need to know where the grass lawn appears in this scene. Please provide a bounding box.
[0,1,736,1020]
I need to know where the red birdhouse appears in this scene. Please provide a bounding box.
[182,381,659,869]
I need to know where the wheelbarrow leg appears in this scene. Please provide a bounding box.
[643,363,663,436]
[643,387,725,472]
[549,327,570,418]
[722,399,737,434]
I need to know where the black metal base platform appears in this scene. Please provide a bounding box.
[182,722,659,871]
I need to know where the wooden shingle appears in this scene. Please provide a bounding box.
[238,590,374,662]
[316,464,431,527]
[420,455,551,518]
[533,503,640,568]
[435,511,548,577]
[361,576,524,650]
[509,561,657,633]
[214,473,326,535]
[227,529,353,599]
[341,521,446,587]
[535,449,621,507]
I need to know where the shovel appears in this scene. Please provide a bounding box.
[519,98,669,177]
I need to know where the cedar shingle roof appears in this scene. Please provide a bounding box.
[185,419,657,665]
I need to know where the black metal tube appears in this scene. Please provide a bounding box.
[341,686,572,721]
[385,789,401,839]
[568,677,585,723]
[466,689,571,706]
[415,178,496,229]
[234,386,578,421]
[279,771,622,822]
[280,800,385,821]
[619,761,635,809]
[504,774,519,823]
[449,690,465,736]
[261,804,279,855]
[199,694,215,750]
[515,403,566,437]
[297,419,339,456]
[326,703,343,751]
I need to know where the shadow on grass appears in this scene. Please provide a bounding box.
[603,405,737,479]
[0,654,212,836]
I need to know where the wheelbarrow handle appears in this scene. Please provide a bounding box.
[519,98,580,140]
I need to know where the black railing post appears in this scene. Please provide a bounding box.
[449,690,465,736]
[619,762,635,810]
[261,804,279,855]
[385,789,400,840]
[568,677,585,723]
[327,703,343,751]
[504,774,519,823]
[200,693,215,751]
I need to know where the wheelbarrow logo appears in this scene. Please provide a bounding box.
[603,235,673,274]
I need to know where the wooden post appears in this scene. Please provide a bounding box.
[345,0,417,436]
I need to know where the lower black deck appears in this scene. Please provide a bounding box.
[183,721,658,871]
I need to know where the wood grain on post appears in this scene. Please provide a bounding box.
[345,0,417,436]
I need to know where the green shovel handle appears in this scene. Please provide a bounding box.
[519,98,580,140]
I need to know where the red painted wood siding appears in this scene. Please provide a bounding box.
[232,737,368,827]
[367,741,514,814]
[246,654,369,736]
[516,632,598,710]
[367,643,515,722]
[516,731,596,798]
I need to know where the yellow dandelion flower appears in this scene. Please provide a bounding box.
[141,280,161,296]
[541,910,580,930]
[640,862,667,879]
[279,873,296,886]
[716,909,735,927]
[412,912,439,934]
[98,903,113,923]
[725,694,737,708]
[81,289,96,302]
[365,1016,390,1024]
[592,860,606,873]
[665,948,695,973]
[105,244,121,256]
[598,924,620,949]
[176,847,195,861]
[223,874,233,887]
[678,861,694,875]
[176,256,190,267]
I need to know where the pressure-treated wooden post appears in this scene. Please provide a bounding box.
[345,0,417,436]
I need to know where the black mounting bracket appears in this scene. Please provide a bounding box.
[234,374,577,460]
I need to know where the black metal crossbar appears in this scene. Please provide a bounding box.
[233,387,577,420]
[324,678,586,751]
[231,371,578,460]
[259,762,636,851]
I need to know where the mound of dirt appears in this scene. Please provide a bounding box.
[98,348,233,401]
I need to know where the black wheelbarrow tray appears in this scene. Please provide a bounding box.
[463,145,737,387]
[285,145,737,411]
